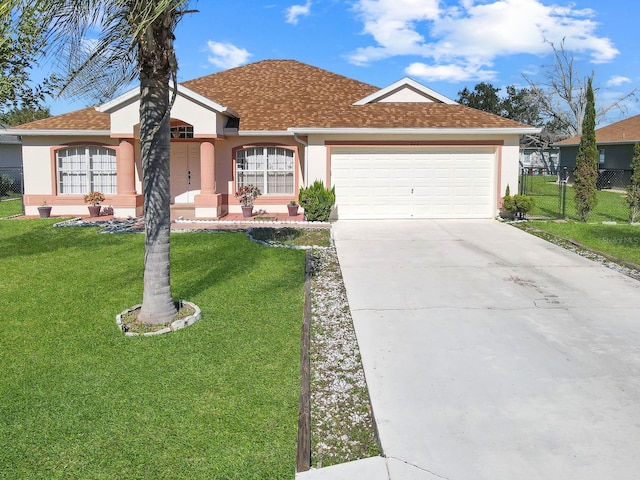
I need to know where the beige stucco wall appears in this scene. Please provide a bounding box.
[21,135,118,215]
[22,135,117,195]
[215,135,306,213]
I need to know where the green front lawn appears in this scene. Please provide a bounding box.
[0,220,305,479]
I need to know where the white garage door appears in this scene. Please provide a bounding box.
[331,148,496,219]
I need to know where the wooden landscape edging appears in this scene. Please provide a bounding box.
[296,250,312,472]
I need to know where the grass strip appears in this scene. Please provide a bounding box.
[525,220,640,266]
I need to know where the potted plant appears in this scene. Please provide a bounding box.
[287,200,299,217]
[234,185,261,218]
[84,191,105,217]
[38,200,52,218]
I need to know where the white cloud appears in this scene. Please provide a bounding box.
[406,61,496,82]
[286,1,312,25]
[348,0,619,82]
[606,75,632,87]
[206,41,252,69]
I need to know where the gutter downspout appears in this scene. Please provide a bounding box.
[293,134,309,187]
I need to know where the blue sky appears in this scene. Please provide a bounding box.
[43,0,638,126]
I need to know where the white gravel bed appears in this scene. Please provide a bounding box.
[308,246,379,468]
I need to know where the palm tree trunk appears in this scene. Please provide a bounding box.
[138,76,177,324]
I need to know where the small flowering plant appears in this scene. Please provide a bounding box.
[235,185,261,207]
[83,191,105,205]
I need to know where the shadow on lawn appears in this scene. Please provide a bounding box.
[0,220,116,260]
[169,231,305,302]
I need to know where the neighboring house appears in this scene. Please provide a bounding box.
[1,60,537,219]
[520,147,560,174]
[0,124,23,183]
[555,114,640,186]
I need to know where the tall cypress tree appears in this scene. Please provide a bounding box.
[573,77,598,222]
[627,143,640,223]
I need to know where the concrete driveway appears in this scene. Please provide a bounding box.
[332,220,640,480]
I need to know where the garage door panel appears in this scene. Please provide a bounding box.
[331,148,495,219]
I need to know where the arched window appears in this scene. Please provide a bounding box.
[236,146,294,194]
[56,146,117,194]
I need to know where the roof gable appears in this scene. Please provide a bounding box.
[98,84,239,118]
[353,77,457,105]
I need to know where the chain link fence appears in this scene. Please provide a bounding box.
[519,166,564,219]
[520,165,632,222]
[596,169,632,191]
[0,167,22,196]
[0,167,24,217]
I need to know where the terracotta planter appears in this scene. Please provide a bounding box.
[241,205,254,218]
[88,205,101,217]
[38,206,52,218]
[287,204,299,216]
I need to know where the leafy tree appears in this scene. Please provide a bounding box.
[457,82,547,150]
[502,85,542,127]
[0,5,55,115]
[627,143,640,223]
[458,83,503,116]
[0,106,50,126]
[15,0,195,325]
[573,78,598,222]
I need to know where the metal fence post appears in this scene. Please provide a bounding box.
[561,167,568,219]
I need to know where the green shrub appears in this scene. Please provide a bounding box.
[501,184,534,220]
[513,194,535,218]
[501,184,515,218]
[298,180,335,222]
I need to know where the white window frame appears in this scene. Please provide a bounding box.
[236,146,295,195]
[599,149,606,165]
[56,145,117,195]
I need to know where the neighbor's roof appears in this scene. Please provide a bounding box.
[555,114,640,146]
[12,59,533,133]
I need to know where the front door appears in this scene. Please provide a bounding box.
[170,143,201,204]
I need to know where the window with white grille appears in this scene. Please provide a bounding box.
[236,146,294,194]
[57,146,117,194]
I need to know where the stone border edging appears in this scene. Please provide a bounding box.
[246,228,330,250]
[116,301,202,336]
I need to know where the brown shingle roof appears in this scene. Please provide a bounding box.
[182,59,379,130]
[304,102,530,129]
[555,114,640,146]
[14,59,533,132]
[184,59,530,130]
[14,107,109,130]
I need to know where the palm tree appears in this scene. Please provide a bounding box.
[11,0,193,324]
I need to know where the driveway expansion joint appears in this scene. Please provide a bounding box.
[386,455,451,479]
